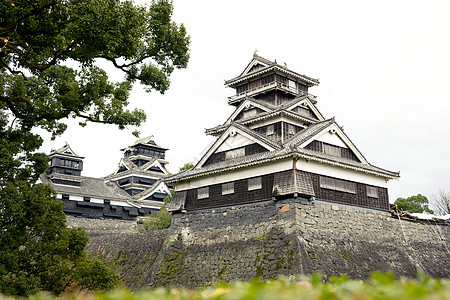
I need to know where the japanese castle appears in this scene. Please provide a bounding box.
[166,54,399,212]
[40,136,172,220]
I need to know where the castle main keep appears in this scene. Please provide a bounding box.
[166,54,399,213]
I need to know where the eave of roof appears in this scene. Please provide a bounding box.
[205,108,320,136]
[225,64,319,88]
[103,167,167,181]
[40,174,133,201]
[166,145,399,184]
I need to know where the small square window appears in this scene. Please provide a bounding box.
[248,177,262,191]
[62,194,69,200]
[197,187,209,199]
[83,197,91,202]
[222,182,234,195]
[367,186,378,198]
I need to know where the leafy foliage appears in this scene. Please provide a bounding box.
[0,0,189,296]
[394,194,434,214]
[138,190,174,230]
[179,162,194,172]
[2,272,450,299]
[0,184,120,295]
[139,206,172,231]
[1,0,189,135]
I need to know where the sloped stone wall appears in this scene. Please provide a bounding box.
[66,215,139,235]
[84,199,450,289]
[147,200,301,288]
[85,230,168,290]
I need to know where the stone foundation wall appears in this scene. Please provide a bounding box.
[85,230,168,290]
[291,200,449,279]
[84,199,450,289]
[66,215,139,236]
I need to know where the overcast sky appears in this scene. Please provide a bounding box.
[40,0,450,204]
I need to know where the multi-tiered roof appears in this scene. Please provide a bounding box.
[166,54,399,212]
[41,137,172,220]
[104,136,171,203]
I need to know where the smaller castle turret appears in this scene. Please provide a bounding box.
[104,136,171,202]
[46,143,84,186]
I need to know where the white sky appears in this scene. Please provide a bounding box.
[40,0,450,204]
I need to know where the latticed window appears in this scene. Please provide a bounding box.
[287,124,296,135]
[288,80,296,89]
[367,186,378,198]
[197,187,209,199]
[320,176,356,194]
[222,182,234,195]
[248,177,262,191]
[323,143,341,157]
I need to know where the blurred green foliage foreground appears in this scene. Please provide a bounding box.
[2,272,449,300]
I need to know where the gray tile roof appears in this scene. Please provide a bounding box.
[124,135,168,150]
[206,106,319,136]
[50,143,84,159]
[166,191,186,212]
[273,170,315,197]
[133,179,165,200]
[225,55,319,87]
[283,119,335,147]
[40,174,132,201]
[166,144,399,183]
[104,157,167,181]
[166,117,399,183]
[231,122,282,150]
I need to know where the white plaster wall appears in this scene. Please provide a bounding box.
[91,198,104,204]
[110,200,132,207]
[216,133,255,152]
[315,131,348,148]
[176,158,294,190]
[69,195,83,201]
[296,158,388,187]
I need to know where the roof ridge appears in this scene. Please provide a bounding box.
[231,122,282,150]
[283,118,334,147]
[132,179,163,199]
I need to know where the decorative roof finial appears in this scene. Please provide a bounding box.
[253,49,258,57]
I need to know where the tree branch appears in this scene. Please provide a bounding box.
[0,58,26,77]
[75,113,112,125]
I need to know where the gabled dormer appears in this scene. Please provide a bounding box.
[286,97,325,121]
[284,119,368,165]
[197,123,280,168]
[225,98,273,124]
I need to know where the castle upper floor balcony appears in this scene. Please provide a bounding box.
[228,81,316,105]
